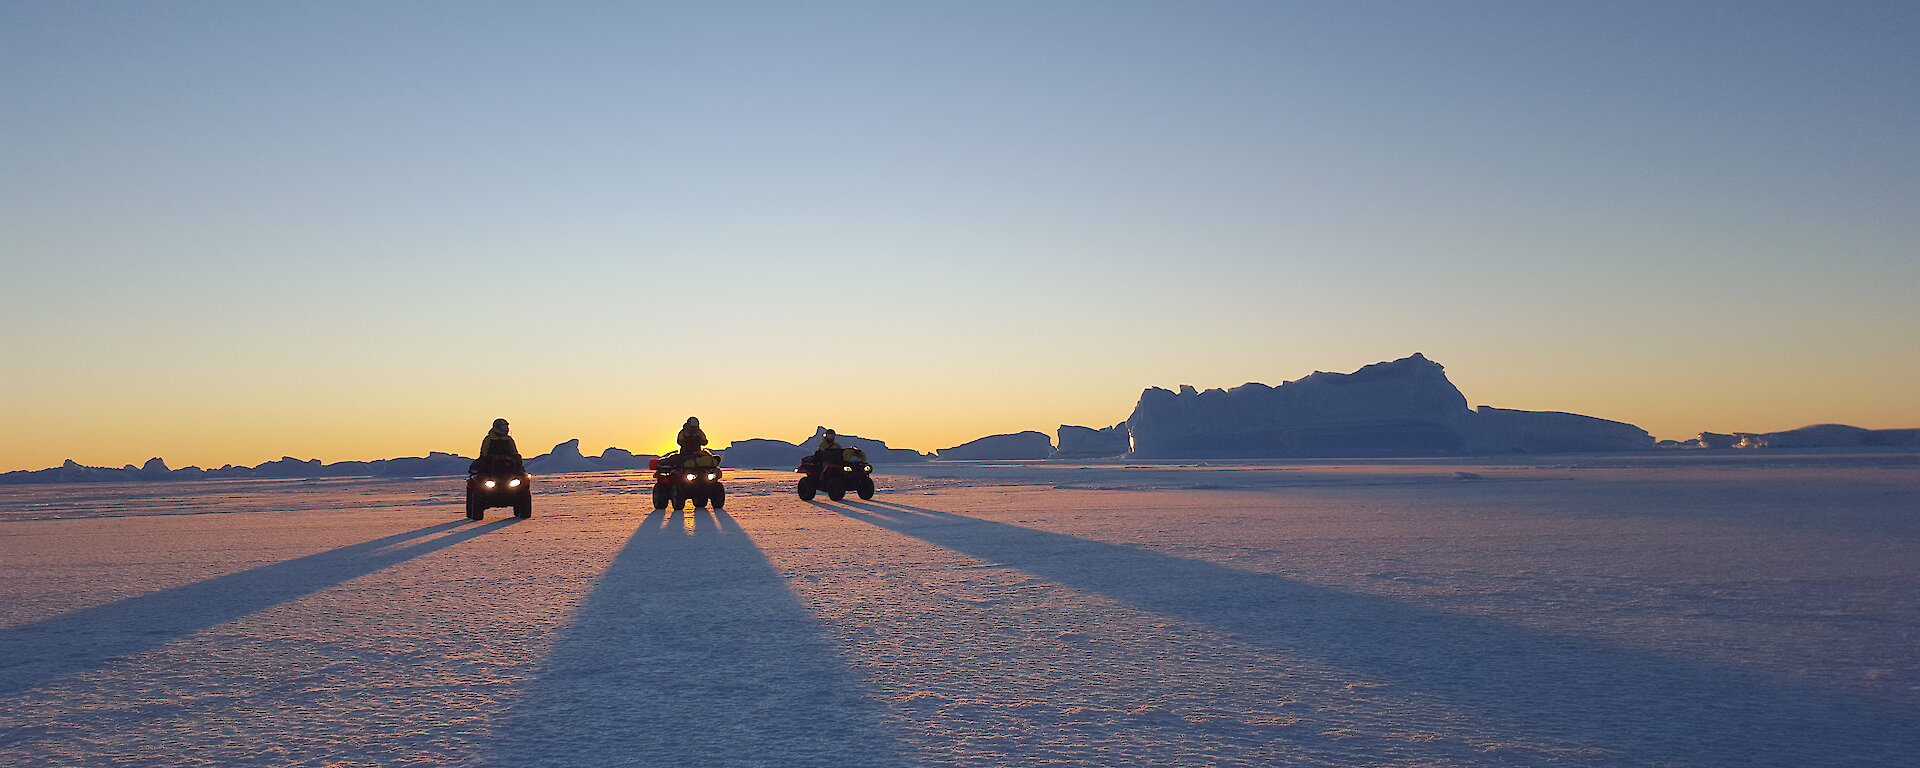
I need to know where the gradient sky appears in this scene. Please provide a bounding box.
[4,1,1917,471]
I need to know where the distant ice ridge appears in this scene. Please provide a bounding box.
[937,431,1053,460]
[1,442,658,486]
[0,429,937,485]
[1123,353,1653,458]
[1687,424,1920,450]
[523,439,654,474]
[717,428,930,469]
[932,426,1135,461]
[0,453,483,485]
[1052,423,1129,458]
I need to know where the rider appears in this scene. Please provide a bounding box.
[813,428,844,464]
[659,417,716,472]
[677,416,708,456]
[473,418,520,473]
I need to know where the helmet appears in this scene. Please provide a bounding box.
[686,416,700,427]
[492,418,509,431]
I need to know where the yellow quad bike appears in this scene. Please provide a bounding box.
[796,447,874,502]
[651,450,725,511]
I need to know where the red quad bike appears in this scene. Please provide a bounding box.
[650,451,725,512]
[797,448,875,502]
[466,456,532,520]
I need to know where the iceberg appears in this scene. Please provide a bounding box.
[1124,354,1654,458]
[938,431,1054,460]
[1052,423,1130,458]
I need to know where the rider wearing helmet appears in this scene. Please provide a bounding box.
[677,417,708,456]
[474,418,520,473]
[814,428,844,463]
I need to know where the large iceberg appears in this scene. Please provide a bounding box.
[1052,423,1130,458]
[938,431,1054,460]
[1470,407,1653,454]
[716,438,808,469]
[1124,353,1653,458]
[525,439,601,474]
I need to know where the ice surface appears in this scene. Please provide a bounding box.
[2,453,1915,766]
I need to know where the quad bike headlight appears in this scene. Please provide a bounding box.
[705,473,716,480]
[509,478,521,488]
[484,479,497,489]
[685,473,696,481]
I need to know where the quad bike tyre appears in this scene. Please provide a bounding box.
[652,484,670,511]
[798,476,817,501]
[513,498,532,519]
[856,476,875,500]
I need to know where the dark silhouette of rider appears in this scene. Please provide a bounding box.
[814,428,845,464]
[677,416,708,456]
[473,418,521,473]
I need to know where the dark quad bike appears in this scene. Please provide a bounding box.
[651,452,725,511]
[797,450,875,502]
[466,458,532,520]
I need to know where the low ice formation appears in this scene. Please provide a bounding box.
[937,431,1054,460]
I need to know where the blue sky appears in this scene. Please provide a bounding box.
[4,1,1916,469]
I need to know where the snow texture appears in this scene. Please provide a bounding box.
[2,452,1916,767]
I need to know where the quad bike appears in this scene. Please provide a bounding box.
[651,451,725,511]
[797,448,874,502]
[466,456,531,520]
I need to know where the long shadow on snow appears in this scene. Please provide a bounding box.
[839,498,1917,768]
[487,507,907,768]
[0,518,513,698]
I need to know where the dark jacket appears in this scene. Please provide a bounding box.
[474,431,522,473]
[677,426,708,453]
[813,437,844,464]
[480,432,519,459]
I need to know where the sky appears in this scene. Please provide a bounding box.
[4,1,1916,471]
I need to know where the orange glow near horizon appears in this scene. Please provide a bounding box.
[8,354,1920,473]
